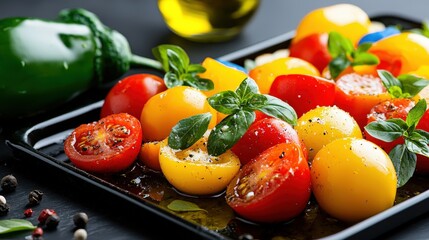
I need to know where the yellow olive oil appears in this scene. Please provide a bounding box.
[158,0,259,42]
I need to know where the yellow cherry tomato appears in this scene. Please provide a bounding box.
[294,106,362,160]
[199,57,248,97]
[140,86,217,141]
[293,4,371,45]
[158,133,241,195]
[311,137,397,222]
[370,33,429,76]
[248,57,320,94]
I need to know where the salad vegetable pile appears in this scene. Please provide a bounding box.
[63,2,429,235]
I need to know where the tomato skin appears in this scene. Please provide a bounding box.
[159,134,241,195]
[226,142,311,223]
[231,118,307,165]
[140,86,217,141]
[64,113,142,173]
[139,141,162,171]
[416,111,429,173]
[311,138,397,222]
[100,74,167,119]
[295,105,362,160]
[269,74,335,117]
[334,73,391,130]
[289,33,331,73]
[249,57,320,94]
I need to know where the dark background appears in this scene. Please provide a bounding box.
[1,1,429,239]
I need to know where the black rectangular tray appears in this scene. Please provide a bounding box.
[6,15,429,240]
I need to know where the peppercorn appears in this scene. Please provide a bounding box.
[74,228,88,240]
[28,190,44,206]
[45,214,60,229]
[73,212,89,229]
[38,209,57,224]
[32,227,43,238]
[24,208,33,218]
[0,202,9,216]
[0,174,18,193]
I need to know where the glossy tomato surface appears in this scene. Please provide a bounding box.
[140,86,217,141]
[289,33,331,73]
[269,74,335,117]
[159,133,240,195]
[334,72,391,130]
[226,142,311,223]
[295,106,362,160]
[311,138,397,222]
[64,113,143,173]
[231,118,307,165]
[100,74,167,119]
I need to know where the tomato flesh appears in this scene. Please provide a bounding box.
[64,113,142,173]
[226,143,311,223]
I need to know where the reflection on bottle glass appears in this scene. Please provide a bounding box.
[158,0,260,42]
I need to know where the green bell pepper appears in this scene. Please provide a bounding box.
[0,8,161,119]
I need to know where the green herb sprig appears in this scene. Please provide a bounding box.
[152,44,214,91]
[328,31,380,79]
[168,77,297,156]
[364,99,429,187]
[378,70,429,98]
[409,20,429,38]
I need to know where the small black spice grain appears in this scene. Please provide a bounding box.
[0,174,18,193]
[73,212,89,228]
[238,233,254,240]
[45,214,60,229]
[28,190,44,206]
[0,202,10,216]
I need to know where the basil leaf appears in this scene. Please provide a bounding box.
[378,69,402,90]
[152,45,171,71]
[259,95,297,125]
[352,52,379,66]
[398,74,429,97]
[0,219,36,235]
[245,94,268,111]
[416,129,429,141]
[329,56,350,79]
[164,72,183,88]
[356,42,372,53]
[236,77,259,101]
[167,49,186,74]
[388,86,405,99]
[207,110,255,156]
[406,99,427,127]
[187,64,206,74]
[389,144,416,188]
[405,133,429,157]
[364,119,407,142]
[168,113,212,150]
[192,77,214,91]
[328,32,354,57]
[167,200,207,213]
[208,91,240,114]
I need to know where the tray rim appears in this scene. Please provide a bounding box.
[5,14,427,240]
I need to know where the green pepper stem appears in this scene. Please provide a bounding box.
[130,54,163,71]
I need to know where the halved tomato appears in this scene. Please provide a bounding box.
[226,142,311,223]
[64,113,142,173]
[334,72,391,130]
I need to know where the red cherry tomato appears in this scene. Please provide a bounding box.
[64,113,143,173]
[269,74,335,117]
[226,142,311,223]
[100,74,167,119]
[364,98,429,173]
[334,73,391,130]
[289,33,331,73]
[231,118,307,165]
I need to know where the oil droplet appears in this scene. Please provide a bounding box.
[63,62,69,70]
[21,61,26,67]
